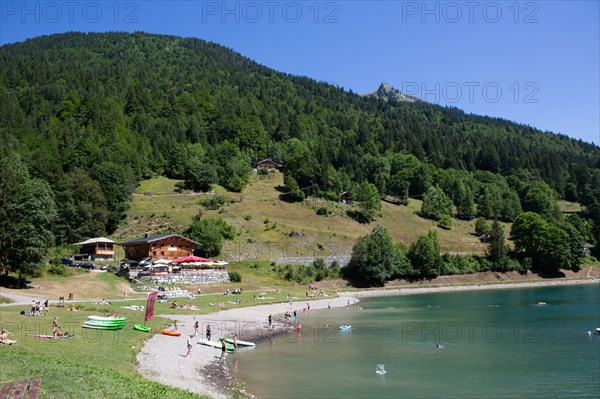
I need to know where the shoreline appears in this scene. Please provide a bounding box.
[135,295,360,398]
[135,277,599,398]
[341,277,600,298]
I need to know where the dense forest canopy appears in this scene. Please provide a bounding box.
[1,32,599,248]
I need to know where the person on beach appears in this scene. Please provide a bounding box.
[194,320,199,336]
[268,315,272,328]
[233,334,238,353]
[173,321,178,331]
[53,317,60,337]
[30,300,36,316]
[0,329,16,345]
[185,335,193,357]
[221,338,227,359]
[307,303,310,311]
[206,325,212,341]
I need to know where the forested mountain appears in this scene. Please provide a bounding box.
[1,32,599,248]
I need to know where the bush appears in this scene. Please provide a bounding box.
[186,218,236,257]
[316,207,329,216]
[437,215,453,229]
[330,260,341,277]
[200,195,234,210]
[174,181,186,193]
[48,264,67,276]
[475,217,491,236]
[228,271,242,283]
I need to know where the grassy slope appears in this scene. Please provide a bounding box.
[115,173,490,260]
[2,269,134,301]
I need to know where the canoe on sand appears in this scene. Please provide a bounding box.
[161,330,181,336]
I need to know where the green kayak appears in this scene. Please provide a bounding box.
[133,324,151,332]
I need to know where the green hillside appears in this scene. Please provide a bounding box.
[1,32,599,279]
[114,172,505,260]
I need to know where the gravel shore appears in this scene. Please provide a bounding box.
[136,295,359,398]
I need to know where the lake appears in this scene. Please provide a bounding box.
[232,284,600,398]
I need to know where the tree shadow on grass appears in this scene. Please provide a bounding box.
[535,270,567,279]
[346,210,372,224]
[0,275,31,289]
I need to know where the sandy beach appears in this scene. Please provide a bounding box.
[136,277,599,398]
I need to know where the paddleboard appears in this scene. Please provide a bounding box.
[88,316,127,322]
[199,339,234,351]
[85,320,125,327]
[82,323,123,330]
[221,337,256,347]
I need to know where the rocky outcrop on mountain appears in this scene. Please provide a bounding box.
[365,82,425,103]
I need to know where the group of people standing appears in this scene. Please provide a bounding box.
[30,299,49,316]
[184,320,238,359]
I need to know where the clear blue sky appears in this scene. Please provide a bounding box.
[1,1,598,145]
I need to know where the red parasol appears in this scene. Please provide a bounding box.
[171,256,214,264]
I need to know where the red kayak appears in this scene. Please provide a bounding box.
[161,330,181,337]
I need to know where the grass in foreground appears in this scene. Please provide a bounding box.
[0,348,203,399]
[0,305,207,399]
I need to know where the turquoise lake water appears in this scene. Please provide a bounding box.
[232,284,600,398]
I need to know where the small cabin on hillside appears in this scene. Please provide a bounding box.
[118,234,201,261]
[340,191,352,204]
[477,234,491,243]
[73,237,116,261]
[253,159,283,171]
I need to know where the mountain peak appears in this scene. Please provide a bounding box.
[366,82,425,104]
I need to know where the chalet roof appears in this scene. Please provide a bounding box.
[118,233,200,246]
[254,158,283,167]
[73,237,116,245]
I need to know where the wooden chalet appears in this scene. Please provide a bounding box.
[340,191,352,204]
[253,159,283,171]
[73,237,116,261]
[118,234,201,261]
